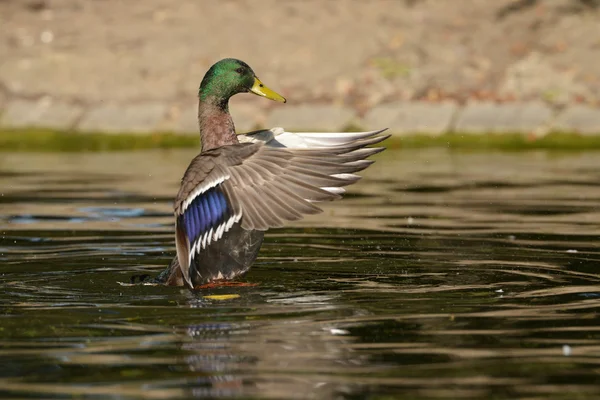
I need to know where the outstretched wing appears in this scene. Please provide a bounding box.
[174,129,389,286]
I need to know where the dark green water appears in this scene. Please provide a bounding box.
[1,149,600,399]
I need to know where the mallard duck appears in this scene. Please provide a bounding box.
[157,58,388,288]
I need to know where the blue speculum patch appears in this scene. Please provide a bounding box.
[181,186,229,246]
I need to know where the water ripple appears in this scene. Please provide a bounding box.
[1,150,600,399]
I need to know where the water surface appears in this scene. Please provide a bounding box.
[1,149,600,399]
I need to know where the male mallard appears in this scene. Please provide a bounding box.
[158,58,388,288]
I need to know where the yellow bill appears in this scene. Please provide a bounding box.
[250,77,286,103]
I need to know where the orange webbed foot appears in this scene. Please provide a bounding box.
[194,281,259,290]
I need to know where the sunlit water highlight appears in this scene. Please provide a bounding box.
[1,149,600,399]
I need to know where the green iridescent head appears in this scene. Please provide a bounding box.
[198,58,286,105]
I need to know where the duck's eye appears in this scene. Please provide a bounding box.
[235,67,244,74]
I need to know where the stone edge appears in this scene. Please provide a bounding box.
[0,97,599,135]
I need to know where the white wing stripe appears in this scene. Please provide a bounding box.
[182,175,230,213]
[188,213,242,265]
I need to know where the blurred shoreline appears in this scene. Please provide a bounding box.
[0,0,599,136]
